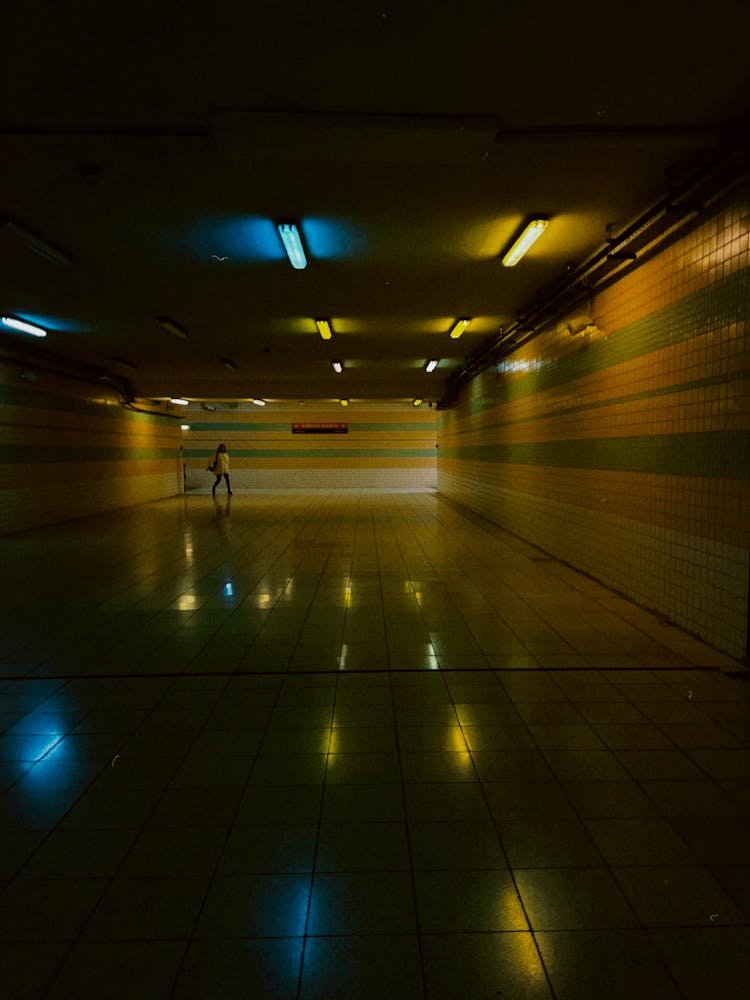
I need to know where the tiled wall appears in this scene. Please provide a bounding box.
[0,362,183,535]
[438,193,750,659]
[182,403,438,491]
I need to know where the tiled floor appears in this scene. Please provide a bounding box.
[1,490,749,998]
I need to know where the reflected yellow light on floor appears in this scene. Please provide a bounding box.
[500,921,546,974]
[449,726,468,752]
[177,595,198,610]
[344,583,353,608]
[499,886,532,932]
[339,643,348,670]
[454,750,474,775]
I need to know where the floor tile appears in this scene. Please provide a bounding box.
[300,934,423,1000]
[1,492,747,999]
[408,820,508,870]
[515,868,639,930]
[315,821,410,871]
[173,938,303,1000]
[308,871,417,934]
[535,929,681,999]
[420,932,553,1000]
[414,869,528,931]
[195,874,311,937]
[46,941,186,999]
[649,926,750,999]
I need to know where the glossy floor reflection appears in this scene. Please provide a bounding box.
[0,490,748,998]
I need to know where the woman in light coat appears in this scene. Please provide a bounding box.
[209,443,232,495]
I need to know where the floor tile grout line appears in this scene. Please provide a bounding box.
[34,668,231,998]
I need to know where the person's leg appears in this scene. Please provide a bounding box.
[212,476,221,495]
[224,474,232,495]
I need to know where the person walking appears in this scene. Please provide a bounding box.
[209,443,232,495]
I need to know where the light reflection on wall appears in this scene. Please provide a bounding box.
[177,594,199,611]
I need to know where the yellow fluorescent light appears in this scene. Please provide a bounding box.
[413,398,423,406]
[340,398,349,406]
[156,316,188,339]
[449,318,471,339]
[315,319,332,340]
[502,218,549,267]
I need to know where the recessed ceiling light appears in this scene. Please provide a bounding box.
[316,319,333,340]
[1,315,47,338]
[331,360,343,373]
[501,218,549,267]
[277,222,307,269]
[251,398,266,406]
[156,316,188,340]
[3,219,71,265]
[425,359,439,373]
[449,318,471,339]
[170,397,189,406]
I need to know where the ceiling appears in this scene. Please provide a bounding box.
[2,1,749,407]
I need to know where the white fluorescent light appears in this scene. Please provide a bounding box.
[180,424,190,430]
[331,360,343,373]
[251,398,266,406]
[170,397,189,406]
[156,316,188,339]
[449,318,471,339]
[277,223,307,269]
[315,319,332,340]
[425,359,439,373]
[502,218,549,267]
[1,315,47,338]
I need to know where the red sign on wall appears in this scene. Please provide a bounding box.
[291,423,349,434]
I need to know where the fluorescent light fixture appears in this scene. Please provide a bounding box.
[315,319,332,340]
[413,398,423,407]
[180,424,190,430]
[170,397,189,406]
[277,222,307,269]
[1,315,47,338]
[501,218,549,267]
[251,398,266,406]
[3,219,71,265]
[340,398,349,406]
[221,358,239,372]
[425,359,439,373]
[156,316,188,339]
[331,360,343,373]
[112,356,138,370]
[449,318,471,339]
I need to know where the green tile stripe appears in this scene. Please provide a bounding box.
[185,448,435,459]
[463,266,749,415]
[440,430,749,479]
[451,371,749,437]
[0,445,179,462]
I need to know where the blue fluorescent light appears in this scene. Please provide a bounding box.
[277,223,307,269]
[1,315,47,338]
